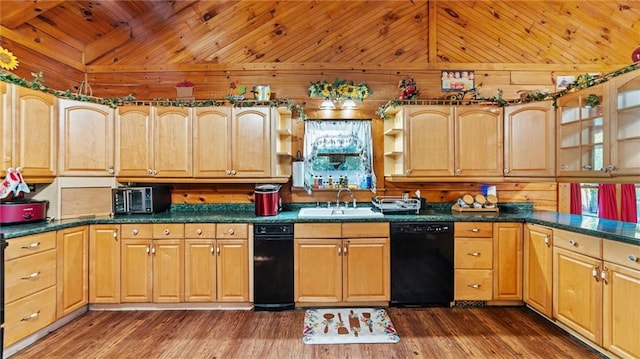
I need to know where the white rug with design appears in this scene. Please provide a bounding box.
[302,308,400,344]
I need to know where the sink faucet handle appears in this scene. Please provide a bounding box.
[327,201,331,208]
[353,199,357,208]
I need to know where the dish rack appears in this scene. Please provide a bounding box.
[372,196,421,214]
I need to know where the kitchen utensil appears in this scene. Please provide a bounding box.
[337,313,349,335]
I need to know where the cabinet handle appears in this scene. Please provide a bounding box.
[145,245,150,255]
[583,165,593,170]
[20,272,40,280]
[467,284,481,289]
[629,254,638,262]
[601,266,608,285]
[569,239,577,246]
[343,245,348,255]
[210,244,215,255]
[20,311,40,321]
[227,228,234,235]
[467,252,481,257]
[544,236,550,247]
[21,242,41,249]
[164,229,170,235]
[108,165,114,174]
[132,229,139,236]
[468,228,480,233]
[216,244,220,255]
[151,244,156,255]
[196,229,203,235]
[113,229,118,240]
[337,246,342,255]
[592,265,600,281]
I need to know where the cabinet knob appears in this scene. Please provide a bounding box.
[164,229,170,235]
[629,254,638,262]
[147,169,153,175]
[230,169,236,175]
[196,229,203,235]
[569,239,577,246]
[406,169,413,175]
[227,228,234,235]
[108,166,115,174]
[455,169,462,175]
[152,169,158,175]
[226,169,232,175]
[503,168,510,174]
[132,229,139,235]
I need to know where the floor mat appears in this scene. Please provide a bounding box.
[302,308,400,344]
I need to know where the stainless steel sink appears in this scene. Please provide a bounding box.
[297,207,383,218]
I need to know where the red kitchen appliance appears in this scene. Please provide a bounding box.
[255,184,282,216]
[0,199,48,225]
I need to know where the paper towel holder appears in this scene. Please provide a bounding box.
[292,151,305,188]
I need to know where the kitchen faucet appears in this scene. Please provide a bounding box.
[336,188,357,208]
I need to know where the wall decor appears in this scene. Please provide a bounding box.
[441,70,475,92]
[555,75,575,91]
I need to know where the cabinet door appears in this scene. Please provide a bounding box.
[153,107,192,177]
[184,239,216,302]
[609,70,640,176]
[13,86,57,178]
[503,101,555,177]
[0,82,9,177]
[553,247,602,345]
[493,223,523,301]
[342,238,390,302]
[232,107,271,177]
[58,99,114,176]
[115,106,152,177]
[121,239,153,302]
[193,107,232,177]
[89,224,121,304]
[295,238,342,303]
[216,239,248,302]
[56,226,88,317]
[152,239,184,303]
[405,106,454,176]
[523,224,553,317]
[602,262,640,358]
[455,106,503,177]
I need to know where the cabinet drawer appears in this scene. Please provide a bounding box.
[454,269,493,300]
[455,238,493,269]
[454,222,493,238]
[4,286,57,347]
[216,223,248,239]
[603,240,640,271]
[120,224,153,238]
[342,222,389,238]
[294,223,342,238]
[5,249,57,303]
[6,232,56,261]
[554,229,601,259]
[185,223,216,238]
[152,223,184,239]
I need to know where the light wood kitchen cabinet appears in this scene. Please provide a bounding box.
[493,223,523,301]
[193,107,272,178]
[89,224,121,303]
[553,229,603,345]
[56,226,88,318]
[184,223,249,302]
[503,101,555,177]
[557,84,610,177]
[523,223,553,318]
[120,224,184,303]
[58,99,115,176]
[115,106,192,178]
[455,106,503,177]
[602,240,640,358]
[454,222,493,300]
[294,223,390,304]
[0,85,57,180]
[608,68,640,176]
[4,232,57,347]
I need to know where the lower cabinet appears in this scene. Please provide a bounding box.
[184,223,249,302]
[120,224,184,303]
[294,222,390,305]
[454,222,493,300]
[89,224,121,303]
[523,223,553,317]
[493,223,523,301]
[56,226,89,317]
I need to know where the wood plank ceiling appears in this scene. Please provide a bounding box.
[1,0,640,105]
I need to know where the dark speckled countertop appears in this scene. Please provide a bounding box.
[1,202,639,246]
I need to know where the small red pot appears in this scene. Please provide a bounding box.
[254,184,282,216]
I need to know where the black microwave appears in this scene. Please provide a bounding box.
[112,186,171,214]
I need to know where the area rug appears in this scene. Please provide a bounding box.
[302,308,400,344]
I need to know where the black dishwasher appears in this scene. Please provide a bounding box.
[390,222,454,306]
[253,223,294,311]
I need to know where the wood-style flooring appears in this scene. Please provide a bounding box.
[11,307,606,359]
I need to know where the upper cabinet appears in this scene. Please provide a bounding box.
[1,84,57,181]
[608,69,640,176]
[384,105,502,179]
[115,106,192,178]
[503,101,555,177]
[58,99,115,176]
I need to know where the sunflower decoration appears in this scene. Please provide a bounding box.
[309,78,371,102]
[0,46,19,71]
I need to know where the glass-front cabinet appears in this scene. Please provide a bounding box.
[609,70,640,176]
[557,84,610,177]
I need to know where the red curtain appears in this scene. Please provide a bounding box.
[598,184,618,220]
[569,183,582,215]
[620,184,638,223]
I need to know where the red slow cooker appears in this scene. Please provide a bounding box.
[0,199,48,224]
[255,184,282,216]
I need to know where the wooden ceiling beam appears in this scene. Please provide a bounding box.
[0,25,85,71]
[83,1,197,65]
[0,0,65,29]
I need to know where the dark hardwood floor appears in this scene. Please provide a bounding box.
[11,307,606,359]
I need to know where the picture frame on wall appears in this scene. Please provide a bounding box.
[441,70,475,92]
[556,75,575,91]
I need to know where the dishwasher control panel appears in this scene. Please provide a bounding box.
[391,222,452,234]
[254,223,293,236]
